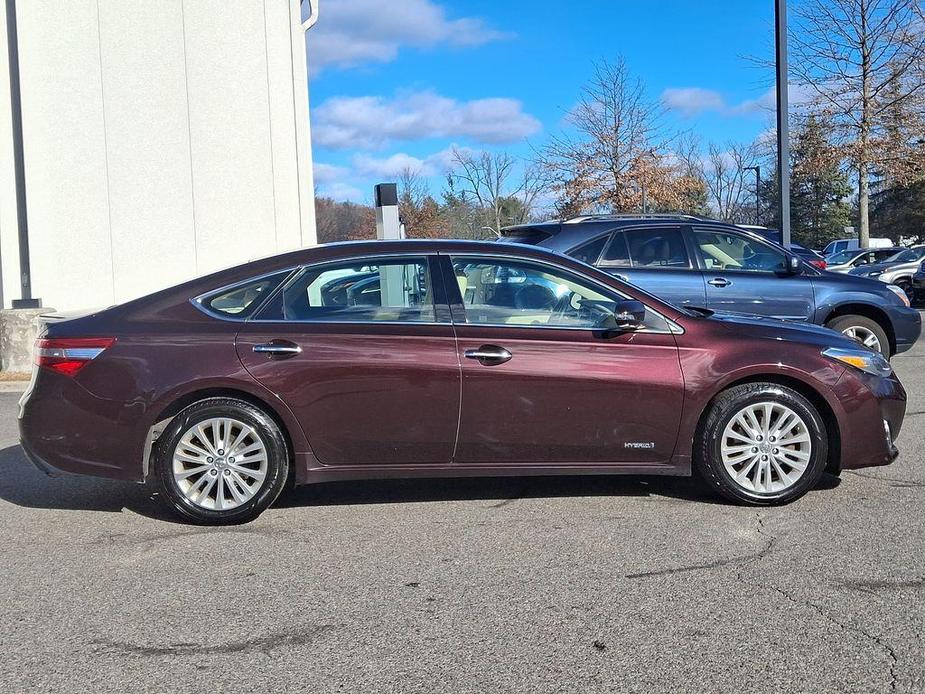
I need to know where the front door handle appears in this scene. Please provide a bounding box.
[253,340,302,358]
[464,345,513,366]
[708,278,732,288]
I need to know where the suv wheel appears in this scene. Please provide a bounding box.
[825,314,890,357]
[153,398,290,525]
[695,383,828,505]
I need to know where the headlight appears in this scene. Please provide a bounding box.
[886,284,911,307]
[822,347,893,377]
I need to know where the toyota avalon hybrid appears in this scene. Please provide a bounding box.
[20,240,906,524]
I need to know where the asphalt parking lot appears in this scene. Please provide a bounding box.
[2,331,925,693]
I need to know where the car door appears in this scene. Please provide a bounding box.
[691,227,815,321]
[592,225,708,308]
[235,255,460,466]
[442,253,684,465]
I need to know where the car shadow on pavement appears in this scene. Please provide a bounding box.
[0,444,841,521]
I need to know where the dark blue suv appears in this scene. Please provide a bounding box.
[501,214,921,357]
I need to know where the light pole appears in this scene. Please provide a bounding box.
[775,0,791,249]
[744,165,761,227]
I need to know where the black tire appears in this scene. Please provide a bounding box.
[153,398,289,525]
[825,314,890,358]
[695,383,828,506]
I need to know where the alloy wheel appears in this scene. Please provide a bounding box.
[841,325,883,353]
[172,417,269,511]
[720,402,813,494]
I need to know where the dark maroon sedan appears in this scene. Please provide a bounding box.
[20,240,905,524]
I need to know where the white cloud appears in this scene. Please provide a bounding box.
[664,85,816,119]
[353,145,473,178]
[313,91,542,150]
[316,181,366,203]
[661,88,726,117]
[308,0,511,73]
[313,162,349,184]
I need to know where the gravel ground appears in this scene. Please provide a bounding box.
[2,330,925,693]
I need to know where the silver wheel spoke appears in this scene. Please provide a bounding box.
[720,401,812,495]
[173,416,269,512]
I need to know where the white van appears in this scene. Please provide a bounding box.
[823,238,893,256]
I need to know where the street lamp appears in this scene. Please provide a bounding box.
[775,0,791,249]
[744,166,761,227]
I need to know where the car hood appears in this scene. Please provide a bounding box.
[704,311,860,351]
[849,260,918,276]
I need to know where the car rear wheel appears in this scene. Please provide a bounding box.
[153,398,289,525]
[825,314,890,357]
[695,383,828,505]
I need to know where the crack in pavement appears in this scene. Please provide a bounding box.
[846,470,925,489]
[625,514,776,579]
[738,513,899,693]
[843,577,925,593]
[91,625,335,657]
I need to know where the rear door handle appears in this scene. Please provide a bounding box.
[708,278,732,288]
[253,340,302,358]
[464,345,513,366]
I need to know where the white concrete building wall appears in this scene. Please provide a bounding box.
[0,0,316,311]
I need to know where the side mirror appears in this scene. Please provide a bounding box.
[600,299,647,331]
[786,254,802,275]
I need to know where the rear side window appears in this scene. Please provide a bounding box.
[570,235,609,265]
[277,257,437,323]
[198,272,290,319]
[624,228,689,268]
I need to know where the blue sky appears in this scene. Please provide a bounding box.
[308,0,781,204]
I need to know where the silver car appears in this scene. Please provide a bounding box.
[825,247,903,273]
[849,246,925,301]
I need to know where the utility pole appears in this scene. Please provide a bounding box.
[745,166,761,227]
[5,0,40,308]
[775,0,791,249]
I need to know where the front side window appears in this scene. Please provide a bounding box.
[451,256,668,331]
[694,230,786,273]
[624,228,689,268]
[198,271,290,319]
[278,257,436,322]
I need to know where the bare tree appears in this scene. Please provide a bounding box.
[446,149,550,234]
[703,142,761,222]
[791,0,925,245]
[539,58,667,214]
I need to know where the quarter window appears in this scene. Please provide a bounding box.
[694,230,786,273]
[279,258,437,322]
[570,235,609,265]
[199,272,290,319]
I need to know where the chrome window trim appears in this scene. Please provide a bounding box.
[190,268,300,323]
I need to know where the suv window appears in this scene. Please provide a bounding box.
[278,257,437,322]
[694,229,787,273]
[621,228,689,268]
[570,235,609,265]
[450,256,670,331]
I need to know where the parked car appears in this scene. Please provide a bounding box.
[849,246,925,301]
[825,247,904,273]
[500,215,921,357]
[823,237,893,255]
[738,226,827,270]
[911,259,925,303]
[19,240,906,523]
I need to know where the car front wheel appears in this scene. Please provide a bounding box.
[825,314,890,357]
[153,398,290,525]
[695,383,828,505]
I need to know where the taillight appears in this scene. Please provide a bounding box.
[35,337,116,377]
[810,259,827,269]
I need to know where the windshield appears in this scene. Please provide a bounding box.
[827,250,859,265]
[886,248,925,263]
